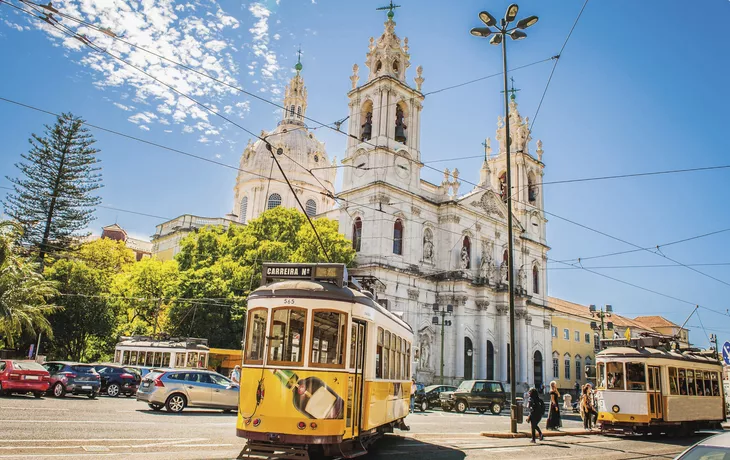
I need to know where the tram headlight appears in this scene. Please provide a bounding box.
[612,405,620,413]
[297,421,306,430]
[310,422,318,430]
[253,418,261,427]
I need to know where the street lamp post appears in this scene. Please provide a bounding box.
[432,304,453,385]
[590,304,613,341]
[470,4,538,434]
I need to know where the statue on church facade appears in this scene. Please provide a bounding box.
[361,112,372,141]
[423,229,434,263]
[517,265,527,290]
[499,261,508,284]
[460,245,470,270]
[350,64,359,90]
[394,105,407,143]
[480,240,494,283]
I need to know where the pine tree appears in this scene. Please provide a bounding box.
[3,113,102,271]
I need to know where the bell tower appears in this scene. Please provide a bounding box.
[281,49,307,127]
[341,5,425,192]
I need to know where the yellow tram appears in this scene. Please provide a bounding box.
[236,263,414,458]
[595,337,725,435]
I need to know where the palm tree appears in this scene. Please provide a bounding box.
[0,221,58,348]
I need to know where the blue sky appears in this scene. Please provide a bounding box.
[1,1,729,349]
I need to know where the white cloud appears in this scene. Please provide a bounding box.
[128,112,158,124]
[273,33,280,40]
[198,136,210,143]
[139,125,150,131]
[113,102,132,111]
[3,20,24,32]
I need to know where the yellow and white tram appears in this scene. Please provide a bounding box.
[596,338,725,435]
[236,263,414,458]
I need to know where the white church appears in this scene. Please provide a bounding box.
[227,13,551,388]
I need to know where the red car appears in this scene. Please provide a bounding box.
[0,360,50,398]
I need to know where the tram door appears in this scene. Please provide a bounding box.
[350,321,367,437]
[648,366,663,419]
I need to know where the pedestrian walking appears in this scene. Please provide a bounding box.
[410,378,417,413]
[580,384,596,430]
[230,365,241,385]
[546,380,562,430]
[526,388,544,443]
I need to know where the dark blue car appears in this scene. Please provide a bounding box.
[43,362,101,398]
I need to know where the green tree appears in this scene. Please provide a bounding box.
[169,207,355,348]
[2,113,102,270]
[45,239,134,361]
[0,221,58,349]
[112,258,180,337]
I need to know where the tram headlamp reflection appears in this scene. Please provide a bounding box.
[612,405,620,413]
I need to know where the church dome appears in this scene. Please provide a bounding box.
[231,61,336,223]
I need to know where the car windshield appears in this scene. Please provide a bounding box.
[457,381,474,391]
[679,445,730,460]
[425,385,440,393]
[144,371,164,381]
[13,361,46,371]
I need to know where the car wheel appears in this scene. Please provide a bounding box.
[477,407,487,414]
[33,392,44,399]
[490,402,502,415]
[443,406,452,412]
[125,393,133,398]
[0,382,5,396]
[456,400,468,413]
[166,394,186,413]
[106,383,120,397]
[53,382,65,398]
[148,403,163,411]
[88,393,96,399]
[420,400,428,412]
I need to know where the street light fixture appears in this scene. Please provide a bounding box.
[470,3,538,435]
[433,304,453,385]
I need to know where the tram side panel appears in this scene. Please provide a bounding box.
[362,380,410,431]
[663,396,724,423]
[597,390,650,425]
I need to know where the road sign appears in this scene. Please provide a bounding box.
[722,341,730,365]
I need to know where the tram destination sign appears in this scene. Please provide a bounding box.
[262,263,347,288]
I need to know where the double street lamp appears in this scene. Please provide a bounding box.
[470,4,538,434]
[432,304,453,385]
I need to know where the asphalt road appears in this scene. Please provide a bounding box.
[0,393,711,459]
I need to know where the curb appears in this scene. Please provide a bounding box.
[481,429,600,439]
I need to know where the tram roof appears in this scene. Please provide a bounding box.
[249,280,413,333]
[597,346,720,365]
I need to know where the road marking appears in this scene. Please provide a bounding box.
[0,439,192,443]
[0,449,238,458]
[0,407,69,411]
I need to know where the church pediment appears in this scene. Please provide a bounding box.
[463,190,523,231]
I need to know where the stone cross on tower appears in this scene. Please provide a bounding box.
[376,1,401,20]
[501,77,520,101]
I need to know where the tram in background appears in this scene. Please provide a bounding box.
[236,263,414,459]
[596,336,725,435]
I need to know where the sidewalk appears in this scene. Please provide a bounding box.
[481,428,601,439]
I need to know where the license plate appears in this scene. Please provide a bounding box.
[24,375,39,380]
[142,382,150,388]
[82,386,92,390]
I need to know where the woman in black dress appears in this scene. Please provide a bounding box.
[546,380,562,430]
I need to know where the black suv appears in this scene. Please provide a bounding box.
[439,380,506,414]
[415,384,457,411]
[92,364,138,397]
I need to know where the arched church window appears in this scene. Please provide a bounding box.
[394,103,407,143]
[305,199,317,217]
[289,105,295,117]
[392,60,399,73]
[376,60,382,72]
[461,236,471,269]
[352,217,362,252]
[533,264,540,294]
[267,193,282,210]
[297,106,302,119]
[499,172,507,202]
[393,219,403,255]
[528,172,537,204]
[239,196,248,224]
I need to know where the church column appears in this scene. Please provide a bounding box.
[497,304,508,382]
[518,310,528,385]
[526,315,533,385]
[478,302,488,379]
[377,89,388,142]
[454,304,464,383]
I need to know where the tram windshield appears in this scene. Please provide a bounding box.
[311,311,347,367]
[626,362,646,391]
[606,362,624,390]
[245,309,268,363]
[269,308,306,365]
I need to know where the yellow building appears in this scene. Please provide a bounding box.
[547,297,598,393]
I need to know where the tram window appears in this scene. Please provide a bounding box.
[696,372,705,396]
[187,352,199,367]
[703,372,712,397]
[383,331,391,379]
[245,308,268,364]
[154,352,163,368]
[396,337,403,379]
[406,342,411,378]
[376,328,383,379]
[310,311,347,367]
[122,351,129,365]
[626,362,646,391]
[130,351,138,366]
[162,352,171,367]
[115,350,121,364]
[679,369,688,395]
[597,363,605,388]
[606,362,625,390]
[712,373,720,396]
[269,308,307,365]
[669,367,679,395]
[687,370,696,396]
[349,325,357,370]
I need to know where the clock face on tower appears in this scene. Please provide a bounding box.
[353,154,369,177]
[394,155,410,180]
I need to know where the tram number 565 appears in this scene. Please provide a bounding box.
[283,299,296,305]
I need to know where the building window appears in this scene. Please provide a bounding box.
[528,172,537,204]
[267,193,282,210]
[552,352,559,379]
[563,328,569,340]
[352,217,362,252]
[305,199,317,217]
[289,105,295,117]
[551,326,557,338]
[393,219,403,255]
[585,333,591,343]
[239,196,248,223]
[533,265,539,294]
[564,354,571,380]
[575,355,582,382]
[297,106,302,119]
[575,331,580,342]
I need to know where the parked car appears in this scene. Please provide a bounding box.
[92,364,138,397]
[136,369,239,413]
[674,431,730,459]
[439,380,506,414]
[0,360,50,398]
[43,362,100,398]
[122,366,154,386]
[416,384,457,411]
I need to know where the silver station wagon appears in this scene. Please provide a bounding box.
[136,369,239,413]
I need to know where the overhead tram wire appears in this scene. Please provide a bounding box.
[10,3,730,289]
